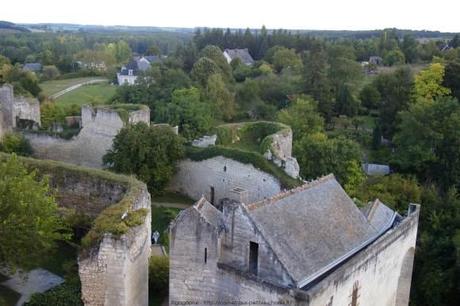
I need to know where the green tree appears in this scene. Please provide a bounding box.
[383,49,405,66]
[277,96,324,140]
[401,34,418,63]
[157,87,213,140]
[103,123,184,194]
[336,84,360,116]
[359,83,381,110]
[414,62,451,101]
[41,65,60,81]
[272,47,302,73]
[149,256,169,294]
[205,74,236,121]
[200,45,232,80]
[442,60,460,101]
[374,67,414,137]
[354,174,421,212]
[0,133,33,156]
[394,96,460,187]
[191,57,221,87]
[294,133,362,183]
[0,155,68,270]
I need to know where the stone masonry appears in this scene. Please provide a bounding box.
[26,105,150,168]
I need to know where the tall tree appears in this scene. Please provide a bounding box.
[0,155,68,270]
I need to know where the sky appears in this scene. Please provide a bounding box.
[2,0,460,32]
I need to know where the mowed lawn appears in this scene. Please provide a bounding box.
[54,82,116,107]
[40,77,107,96]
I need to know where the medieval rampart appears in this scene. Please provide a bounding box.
[0,153,152,306]
[26,105,150,168]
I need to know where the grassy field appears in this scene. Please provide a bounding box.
[40,77,107,96]
[54,83,116,107]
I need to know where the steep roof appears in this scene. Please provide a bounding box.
[361,199,397,231]
[23,63,42,72]
[194,197,225,231]
[224,48,255,65]
[119,60,139,76]
[244,174,394,287]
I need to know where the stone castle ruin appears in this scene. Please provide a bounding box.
[170,175,419,306]
[26,104,150,168]
[169,122,301,205]
[0,153,151,306]
[0,84,41,138]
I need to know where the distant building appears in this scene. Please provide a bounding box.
[223,48,255,66]
[362,163,390,176]
[369,56,383,66]
[117,55,163,85]
[23,63,42,72]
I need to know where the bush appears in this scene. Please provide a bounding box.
[149,256,169,293]
[0,133,33,156]
[25,282,83,306]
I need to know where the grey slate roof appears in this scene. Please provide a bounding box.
[224,48,255,65]
[195,197,225,231]
[23,63,42,72]
[244,174,391,286]
[119,60,139,76]
[361,199,397,231]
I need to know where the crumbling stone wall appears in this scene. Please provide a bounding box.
[2,154,152,306]
[79,188,151,306]
[169,156,282,204]
[26,105,150,168]
[0,84,41,130]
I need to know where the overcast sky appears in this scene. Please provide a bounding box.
[3,0,459,32]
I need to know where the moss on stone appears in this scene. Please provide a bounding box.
[0,153,149,252]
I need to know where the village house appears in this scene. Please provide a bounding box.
[117,55,162,85]
[223,48,255,66]
[23,62,42,72]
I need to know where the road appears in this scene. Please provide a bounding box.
[49,78,108,100]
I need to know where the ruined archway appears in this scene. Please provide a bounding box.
[395,247,415,306]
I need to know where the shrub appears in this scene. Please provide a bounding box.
[25,282,83,306]
[149,256,169,293]
[0,133,33,156]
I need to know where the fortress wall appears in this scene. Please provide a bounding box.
[0,84,14,128]
[79,188,151,306]
[269,128,292,160]
[169,156,282,204]
[26,105,150,168]
[13,97,41,126]
[0,153,152,306]
[306,206,420,306]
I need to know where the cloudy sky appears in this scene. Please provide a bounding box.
[2,0,459,32]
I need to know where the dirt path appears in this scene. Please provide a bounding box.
[49,78,107,100]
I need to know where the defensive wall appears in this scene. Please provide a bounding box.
[26,104,150,168]
[0,153,152,306]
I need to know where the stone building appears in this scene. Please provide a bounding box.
[0,84,41,138]
[170,174,419,306]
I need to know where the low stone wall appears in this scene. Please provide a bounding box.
[0,154,152,306]
[26,105,150,168]
[169,156,282,204]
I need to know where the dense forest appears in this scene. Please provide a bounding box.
[1,25,460,305]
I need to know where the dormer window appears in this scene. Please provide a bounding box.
[128,69,133,76]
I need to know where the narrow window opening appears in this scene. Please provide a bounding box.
[204,247,207,264]
[224,165,227,172]
[210,186,215,205]
[249,241,259,275]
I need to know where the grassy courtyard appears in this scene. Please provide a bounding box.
[53,82,116,107]
[40,77,107,96]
